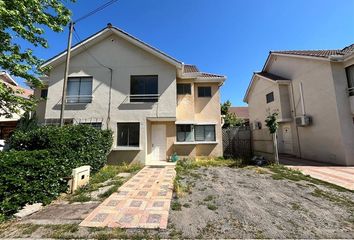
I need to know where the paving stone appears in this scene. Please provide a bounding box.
[80,166,175,229]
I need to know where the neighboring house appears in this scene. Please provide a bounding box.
[0,71,33,147]
[35,24,226,165]
[228,106,249,124]
[244,44,354,166]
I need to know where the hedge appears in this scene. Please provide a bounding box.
[0,124,113,217]
[8,124,113,173]
[0,150,67,216]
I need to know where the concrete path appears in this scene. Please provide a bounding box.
[80,166,175,229]
[281,155,354,190]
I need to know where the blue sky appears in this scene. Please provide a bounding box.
[16,0,354,106]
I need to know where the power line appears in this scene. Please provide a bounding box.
[74,0,119,24]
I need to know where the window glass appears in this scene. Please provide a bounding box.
[195,125,216,141]
[177,84,191,95]
[266,92,274,103]
[346,65,354,96]
[130,75,158,102]
[176,125,193,142]
[67,77,93,103]
[198,86,212,97]
[117,123,140,147]
[40,89,48,98]
[81,122,102,130]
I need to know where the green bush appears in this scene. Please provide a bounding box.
[0,150,67,216]
[8,124,113,173]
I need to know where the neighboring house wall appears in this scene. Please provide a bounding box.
[247,54,354,165]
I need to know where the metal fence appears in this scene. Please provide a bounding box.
[222,126,251,159]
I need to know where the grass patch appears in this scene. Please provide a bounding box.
[207,203,218,211]
[46,224,79,239]
[171,201,182,211]
[290,202,301,211]
[183,203,190,208]
[67,164,142,203]
[268,164,353,192]
[203,195,214,202]
[69,193,92,203]
[19,224,41,235]
[311,188,354,208]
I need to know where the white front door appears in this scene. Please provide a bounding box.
[280,123,293,155]
[151,124,166,162]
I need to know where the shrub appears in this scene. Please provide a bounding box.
[0,150,67,216]
[8,124,113,173]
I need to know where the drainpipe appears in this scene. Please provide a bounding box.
[290,82,302,159]
[299,82,306,116]
[106,68,113,129]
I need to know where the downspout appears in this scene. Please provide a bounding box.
[106,68,113,129]
[290,82,302,159]
[299,82,306,116]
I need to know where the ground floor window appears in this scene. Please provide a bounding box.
[176,124,216,142]
[117,123,140,147]
[80,122,102,130]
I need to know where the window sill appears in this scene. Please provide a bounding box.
[174,141,218,145]
[112,146,142,151]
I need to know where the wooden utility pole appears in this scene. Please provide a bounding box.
[59,21,74,127]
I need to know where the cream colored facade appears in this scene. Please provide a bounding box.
[36,26,225,165]
[245,47,354,166]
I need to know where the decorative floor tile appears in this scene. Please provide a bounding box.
[80,166,175,229]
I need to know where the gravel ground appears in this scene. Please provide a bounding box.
[1,166,354,239]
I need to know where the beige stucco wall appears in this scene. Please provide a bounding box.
[248,54,354,165]
[39,32,177,164]
[175,80,223,158]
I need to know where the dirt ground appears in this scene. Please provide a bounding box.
[1,166,354,239]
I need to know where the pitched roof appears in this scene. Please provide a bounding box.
[271,43,354,59]
[184,64,199,73]
[41,25,183,69]
[229,107,249,119]
[199,72,225,78]
[255,72,289,81]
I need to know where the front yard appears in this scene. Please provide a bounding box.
[1,159,353,239]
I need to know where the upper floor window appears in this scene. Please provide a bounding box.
[117,122,140,147]
[266,92,274,103]
[346,65,354,96]
[198,86,212,97]
[177,83,191,95]
[130,75,158,102]
[67,76,93,103]
[40,89,48,98]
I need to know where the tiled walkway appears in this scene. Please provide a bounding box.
[80,166,175,229]
[281,155,354,190]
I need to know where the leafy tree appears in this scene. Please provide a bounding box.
[265,111,279,164]
[221,100,245,128]
[0,0,74,117]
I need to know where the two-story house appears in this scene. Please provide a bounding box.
[244,44,354,166]
[35,24,225,165]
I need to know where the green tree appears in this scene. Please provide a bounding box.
[221,100,245,128]
[0,0,74,117]
[265,111,279,164]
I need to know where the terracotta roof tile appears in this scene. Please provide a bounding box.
[184,64,199,73]
[199,72,225,78]
[271,43,354,58]
[229,107,249,119]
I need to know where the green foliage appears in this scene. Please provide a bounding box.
[221,100,245,128]
[8,124,113,173]
[0,0,74,117]
[265,112,278,134]
[0,125,113,217]
[0,150,67,216]
[221,100,232,115]
[16,112,38,132]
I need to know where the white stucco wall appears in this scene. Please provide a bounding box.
[41,33,177,164]
[248,54,353,165]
